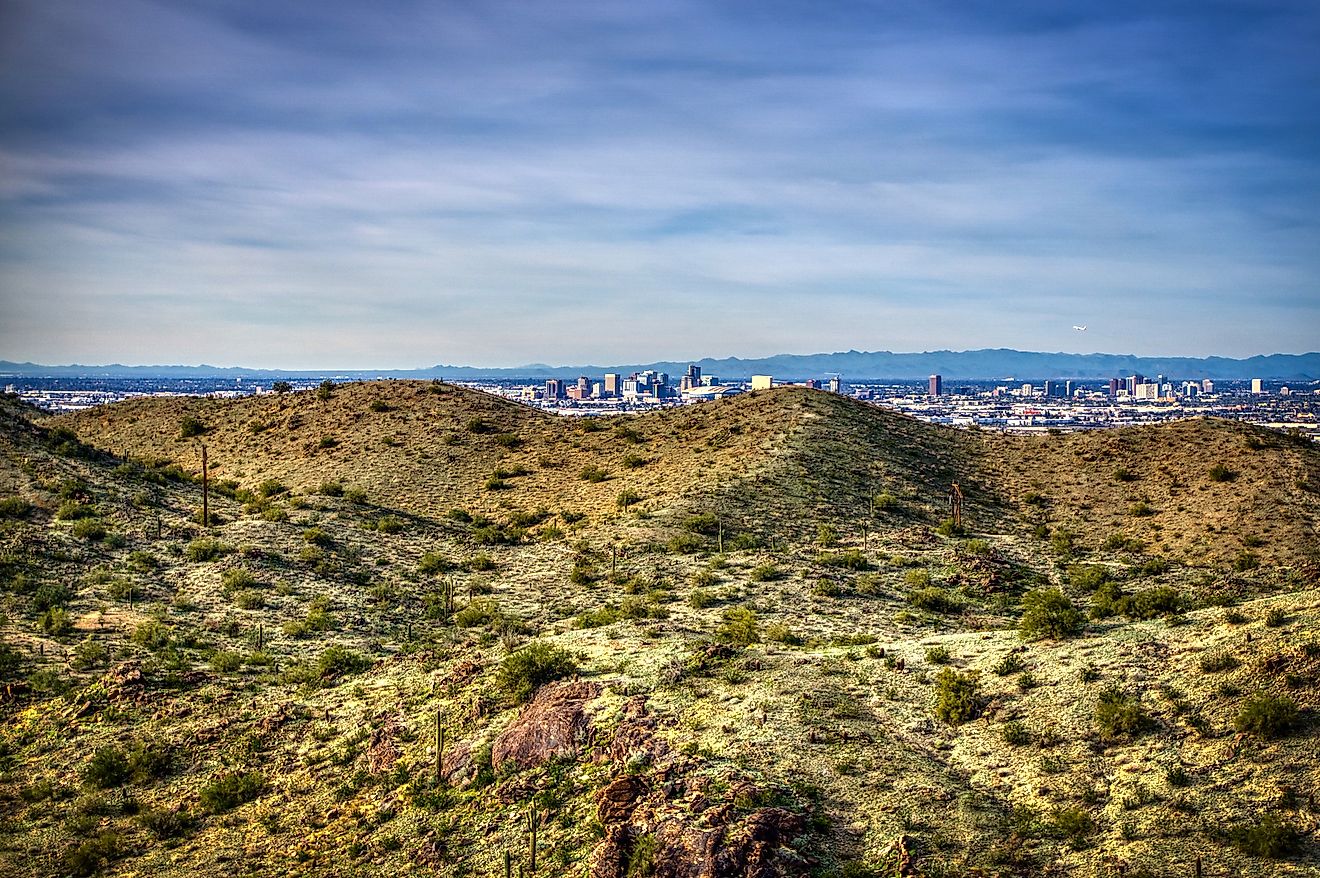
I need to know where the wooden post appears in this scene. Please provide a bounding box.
[200,443,209,527]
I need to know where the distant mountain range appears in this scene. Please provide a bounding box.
[3,349,1319,381]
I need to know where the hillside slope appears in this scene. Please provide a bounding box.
[0,385,1314,877]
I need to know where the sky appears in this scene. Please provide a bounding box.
[1,0,1317,369]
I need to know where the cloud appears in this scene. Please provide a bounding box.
[1,0,1318,367]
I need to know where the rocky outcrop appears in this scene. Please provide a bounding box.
[491,680,601,772]
[587,697,809,878]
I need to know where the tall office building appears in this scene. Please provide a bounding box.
[545,379,564,400]
[603,373,620,398]
[1108,378,1120,397]
[1251,378,1264,394]
[827,376,842,394]
[928,374,942,397]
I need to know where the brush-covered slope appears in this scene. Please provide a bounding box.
[0,386,1316,878]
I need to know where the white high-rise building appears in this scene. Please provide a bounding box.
[1251,378,1264,394]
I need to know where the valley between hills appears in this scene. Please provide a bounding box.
[0,381,1317,877]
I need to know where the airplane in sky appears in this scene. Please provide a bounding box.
[1073,325,1087,331]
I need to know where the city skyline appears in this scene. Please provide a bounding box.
[2,1,1318,368]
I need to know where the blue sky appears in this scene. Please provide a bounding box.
[1,0,1317,368]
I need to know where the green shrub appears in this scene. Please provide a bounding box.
[1234,693,1299,740]
[1232,551,1259,572]
[375,516,404,534]
[131,620,171,650]
[575,606,620,629]
[185,537,230,562]
[454,599,500,628]
[1208,464,1238,483]
[1019,589,1083,640]
[873,492,899,511]
[314,646,371,681]
[64,831,124,877]
[83,746,131,789]
[615,489,642,509]
[418,551,452,574]
[1226,814,1300,858]
[1051,806,1094,848]
[932,668,981,725]
[934,518,965,537]
[1199,651,1239,673]
[71,518,107,541]
[466,553,496,571]
[137,807,192,839]
[579,465,610,483]
[819,549,868,570]
[221,567,258,592]
[1001,720,1031,746]
[925,646,951,665]
[764,623,802,645]
[71,637,108,671]
[907,587,960,614]
[496,641,578,703]
[178,415,207,438]
[1112,467,1137,482]
[199,771,265,813]
[40,608,73,636]
[688,589,717,609]
[812,578,842,598]
[1067,564,1109,591]
[303,527,332,547]
[233,588,265,610]
[0,496,32,519]
[1264,608,1286,627]
[717,606,760,646]
[318,481,345,497]
[1095,686,1150,739]
[992,652,1025,676]
[748,563,780,582]
[668,532,704,554]
[210,651,243,673]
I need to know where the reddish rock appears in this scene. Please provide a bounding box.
[368,712,402,775]
[596,774,649,824]
[491,681,601,772]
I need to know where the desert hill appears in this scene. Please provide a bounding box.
[0,385,1316,878]
[54,382,1320,570]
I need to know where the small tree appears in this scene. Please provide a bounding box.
[933,669,982,725]
[271,381,292,394]
[1019,589,1083,640]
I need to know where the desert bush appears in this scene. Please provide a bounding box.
[993,652,1025,676]
[925,646,951,665]
[375,516,404,534]
[717,606,760,645]
[33,582,70,611]
[907,587,960,614]
[688,589,717,609]
[466,553,496,571]
[764,623,802,645]
[131,620,171,650]
[615,489,642,509]
[0,496,32,519]
[71,637,108,671]
[415,552,450,575]
[232,588,265,611]
[1199,651,1240,673]
[819,549,869,570]
[812,578,842,598]
[580,465,610,483]
[496,641,578,703]
[71,518,107,541]
[137,807,192,839]
[1112,467,1137,482]
[1208,464,1238,483]
[668,532,704,554]
[748,563,780,582]
[185,537,230,562]
[1001,720,1031,746]
[932,668,982,725]
[1067,564,1110,591]
[1264,608,1286,627]
[1051,806,1094,848]
[1225,814,1300,858]
[575,606,620,629]
[1095,686,1150,738]
[316,380,335,400]
[210,650,242,673]
[934,518,965,537]
[83,746,131,789]
[621,452,649,469]
[854,574,883,597]
[178,415,207,438]
[1232,551,1259,572]
[40,608,73,636]
[1234,693,1299,740]
[303,527,332,547]
[1019,589,1083,639]
[873,492,899,511]
[199,771,265,813]
[454,599,500,628]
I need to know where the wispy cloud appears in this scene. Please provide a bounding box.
[1,0,1317,367]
